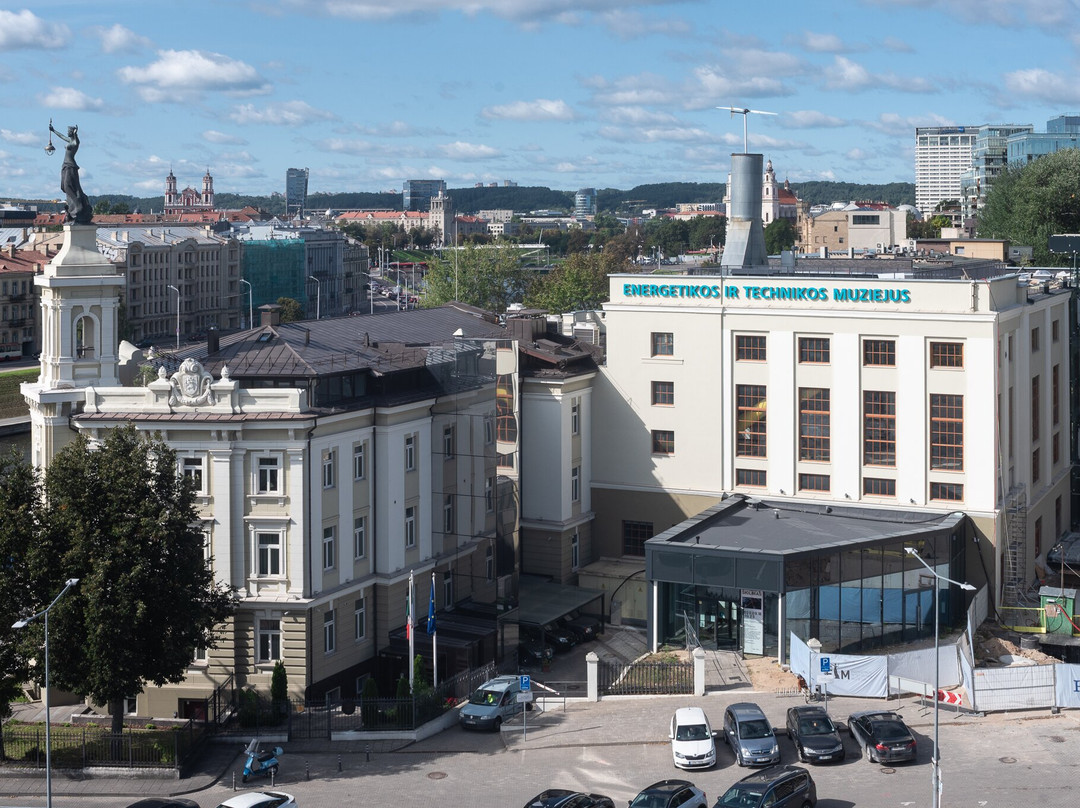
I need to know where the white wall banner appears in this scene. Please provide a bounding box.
[789,633,811,682]
[1054,663,1080,709]
[742,589,764,656]
[971,664,1055,712]
[814,652,889,698]
[887,644,960,689]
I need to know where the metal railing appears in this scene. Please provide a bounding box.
[2,722,204,770]
[598,658,693,696]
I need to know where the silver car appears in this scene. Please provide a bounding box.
[723,702,780,767]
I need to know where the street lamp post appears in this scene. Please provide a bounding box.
[167,284,180,350]
[13,578,80,808]
[904,547,975,808]
[239,278,253,330]
[308,275,320,320]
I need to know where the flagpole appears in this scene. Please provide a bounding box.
[431,572,438,688]
[408,570,415,692]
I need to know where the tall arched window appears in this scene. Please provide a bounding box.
[74,315,95,359]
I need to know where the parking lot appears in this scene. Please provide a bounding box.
[7,677,1080,808]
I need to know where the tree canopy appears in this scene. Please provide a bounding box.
[525,252,620,314]
[977,148,1080,266]
[20,426,236,733]
[276,296,304,322]
[764,218,797,254]
[422,244,530,312]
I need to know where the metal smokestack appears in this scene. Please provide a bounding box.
[720,153,768,269]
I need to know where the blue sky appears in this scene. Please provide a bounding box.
[1,0,1079,201]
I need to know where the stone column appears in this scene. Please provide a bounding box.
[586,651,599,702]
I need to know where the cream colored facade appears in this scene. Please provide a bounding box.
[592,272,1071,605]
[23,225,507,717]
[798,208,907,253]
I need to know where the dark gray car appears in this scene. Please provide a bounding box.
[712,765,816,808]
[785,706,845,763]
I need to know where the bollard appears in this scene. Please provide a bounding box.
[271,768,275,787]
[365,743,371,762]
[337,754,342,772]
[305,760,310,781]
[231,772,236,791]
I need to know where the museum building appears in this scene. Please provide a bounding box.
[590,268,1071,661]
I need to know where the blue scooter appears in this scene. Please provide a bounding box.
[242,738,283,783]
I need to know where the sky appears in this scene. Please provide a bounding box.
[1,0,1080,202]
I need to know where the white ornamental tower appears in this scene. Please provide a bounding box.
[22,224,124,469]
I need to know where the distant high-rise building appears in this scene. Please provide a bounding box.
[915,126,980,215]
[574,188,597,220]
[1006,115,1080,165]
[960,125,1033,220]
[403,179,446,212]
[286,167,309,219]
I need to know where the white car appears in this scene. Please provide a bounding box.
[669,706,716,769]
[214,792,297,808]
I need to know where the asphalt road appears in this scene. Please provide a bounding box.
[4,689,1078,808]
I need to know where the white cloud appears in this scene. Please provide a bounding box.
[276,0,691,25]
[781,110,847,128]
[229,101,336,126]
[598,125,717,144]
[605,107,679,126]
[687,66,792,107]
[439,141,501,160]
[0,10,70,49]
[202,130,248,145]
[881,36,914,53]
[1003,68,1080,106]
[481,99,575,121]
[864,112,954,137]
[597,10,691,39]
[846,147,872,161]
[322,138,376,155]
[1,129,38,146]
[118,50,270,102]
[39,86,105,111]
[92,23,152,54]
[823,56,934,93]
[799,31,850,53]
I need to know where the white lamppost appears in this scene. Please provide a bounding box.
[905,547,975,808]
[167,284,180,350]
[13,577,80,808]
[308,275,320,320]
[239,278,253,330]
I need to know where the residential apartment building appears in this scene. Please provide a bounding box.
[798,206,907,253]
[0,244,45,359]
[590,267,1070,657]
[915,125,980,215]
[1007,115,1080,164]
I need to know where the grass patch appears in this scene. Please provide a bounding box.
[0,368,35,420]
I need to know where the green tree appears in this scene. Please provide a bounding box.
[0,449,39,760]
[907,213,940,240]
[978,149,1080,265]
[525,252,616,313]
[271,660,288,703]
[423,244,529,313]
[276,297,304,322]
[29,426,237,735]
[764,218,796,254]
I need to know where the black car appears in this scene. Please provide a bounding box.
[847,710,917,764]
[518,637,554,666]
[630,779,708,808]
[125,800,200,808]
[522,789,615,808]
[558,609,603,642]
[785,706,845,763]
[521,622,577,653]
[712,765,816,808]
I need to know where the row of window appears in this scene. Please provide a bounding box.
[732,469,963,501]
[652,332,974,368]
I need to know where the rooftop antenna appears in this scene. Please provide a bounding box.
[717,106,777,152]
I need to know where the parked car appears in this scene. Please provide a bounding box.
[630,779,708,808]
[459,675,524,731]
[558,609,603,642]
[518,637,554,667]
[521,621,577,653]
[214,793,297,808]
[785,706,845,764]
[846,710,918,764]
[712,765,816,808]
[522,790,615,808]
[670,706,717,770]
[723,702,780,767]
[126,800,199,808]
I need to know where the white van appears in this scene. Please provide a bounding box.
[669,706,717,769]
[459,675,523,731]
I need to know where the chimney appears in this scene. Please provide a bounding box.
[259,303,281,327]
[207,327,219,355]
